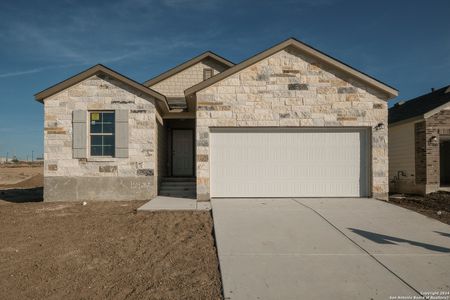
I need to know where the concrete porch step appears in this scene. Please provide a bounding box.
[160,186,196,191]
[160,192,196,196]
[159,177,196,198]
[161,182,196,187]
[162,177,196,182]
[160,187,196,192]
[160,190,196,195]
[159,192,196,198]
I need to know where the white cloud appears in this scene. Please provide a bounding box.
[0,66,52,78]
[0,63,80,78]
[0,50,147,78]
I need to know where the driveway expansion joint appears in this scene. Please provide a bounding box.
[291,198,422,297]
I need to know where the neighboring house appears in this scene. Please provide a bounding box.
[389,85,450,195]
[35,37,397,202]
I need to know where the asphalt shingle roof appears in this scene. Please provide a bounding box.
[389,85,450,124]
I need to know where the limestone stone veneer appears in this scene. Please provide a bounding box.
[44,74,158,201]
[195,47,389,200]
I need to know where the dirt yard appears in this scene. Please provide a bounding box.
[389,192,450,225]
[0,164,44,203]
[0,165,222,300]
[0,163,43,186]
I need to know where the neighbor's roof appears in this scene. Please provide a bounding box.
[143,51,235,87]
[35,64,170,111]
[185,37,398,99]
[389,85,450,124]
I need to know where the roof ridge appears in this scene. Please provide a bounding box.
[34,64,171,112]
[143,51,234,87]
[390,85,450,110]
[389,84,450,124]
[184,37,398,98]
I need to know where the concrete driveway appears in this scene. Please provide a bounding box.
[211,198,450,300]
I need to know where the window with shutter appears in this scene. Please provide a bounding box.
[115,110,129,158]
[72,110,87,158]
[89,111,115,157]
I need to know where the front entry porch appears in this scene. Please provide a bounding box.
[157,118,196,198]
[159,177,196,198]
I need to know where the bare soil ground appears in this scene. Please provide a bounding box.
[389,192,450,225]
[0,166,222,300]
[0,164,43,186]
[0,164,44,203]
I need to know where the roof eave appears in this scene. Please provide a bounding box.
[423,101,450,119]
[388,115,424,126]
[34,64,172,112]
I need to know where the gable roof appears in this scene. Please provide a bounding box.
[35,64,170,111]
[185,37,398,99]
[143,51,235,87]
[389,85,450,124]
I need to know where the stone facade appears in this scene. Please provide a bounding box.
[390,109,450,195]
[150,59,228,97]
[43,74,158,201]
[423,109,450,193]
[196,47,390,200]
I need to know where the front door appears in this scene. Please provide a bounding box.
[172,129,194,176]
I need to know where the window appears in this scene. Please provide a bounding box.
[90,111,115,157]
[203,68,213,80]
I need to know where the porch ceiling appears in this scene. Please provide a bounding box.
[167,97,188,110]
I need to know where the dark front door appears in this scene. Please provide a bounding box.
[172,129,194,176]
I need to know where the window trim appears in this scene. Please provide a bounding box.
[203,68,213,80]
[88,110,115,158]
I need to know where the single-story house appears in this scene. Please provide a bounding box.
[35,37,398,202]
[389,85,450,195]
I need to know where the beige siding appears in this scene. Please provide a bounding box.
[388,120,425,194]
[389,121,416,180]
[390,110,450,195]
[150,59,228,97]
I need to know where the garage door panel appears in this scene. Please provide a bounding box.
[210,128,369,198]
[214,179,362,197]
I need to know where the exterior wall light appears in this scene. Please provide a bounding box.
[428,136,438,145]
[374,123,385,130]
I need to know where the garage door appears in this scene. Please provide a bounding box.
[210,128,370,198]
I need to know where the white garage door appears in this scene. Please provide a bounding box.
[210,128,370,198]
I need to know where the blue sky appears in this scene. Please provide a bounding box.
[0,0,449,159]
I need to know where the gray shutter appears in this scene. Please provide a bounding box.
[115,110,129,158]
[72,110,87,158]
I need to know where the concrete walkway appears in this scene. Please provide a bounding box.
[137,196,211,211]
[211,198,450,300]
